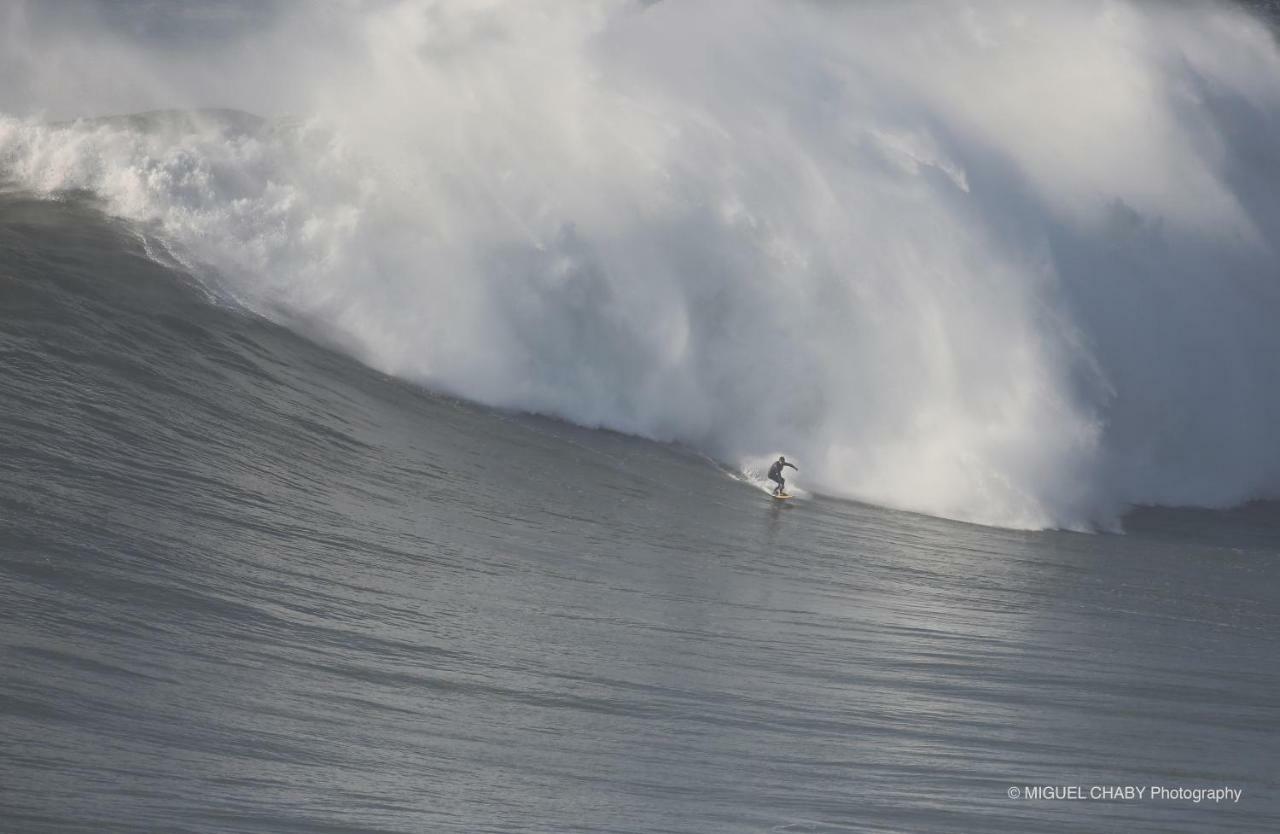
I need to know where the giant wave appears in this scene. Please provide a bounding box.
[2,0,1279,530]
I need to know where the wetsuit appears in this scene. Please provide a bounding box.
[768,459,797,495]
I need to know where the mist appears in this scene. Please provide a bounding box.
[2,0,1279,530]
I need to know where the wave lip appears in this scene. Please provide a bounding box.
[2,0,1280,531]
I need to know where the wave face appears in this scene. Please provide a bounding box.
[5,192,1280,834]
[2,0,1280,530]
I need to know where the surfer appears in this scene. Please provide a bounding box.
[768,456,797,496]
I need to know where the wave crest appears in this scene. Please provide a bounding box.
[3,0,1279,530]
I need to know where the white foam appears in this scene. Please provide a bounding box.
[2,0,1279,530]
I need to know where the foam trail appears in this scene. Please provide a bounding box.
[1,0,1279,530]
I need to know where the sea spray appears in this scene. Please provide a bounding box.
[1,0,1278,530]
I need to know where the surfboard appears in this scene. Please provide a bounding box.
[771,492,793,500]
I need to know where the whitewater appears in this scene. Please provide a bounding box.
[2,0,1279,531]
[4,4,1280,833]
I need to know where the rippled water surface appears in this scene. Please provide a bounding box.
[2,195,1278,833]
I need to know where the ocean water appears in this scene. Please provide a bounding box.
[2,190,1278,834]
[3,0,1280,531]
[2,1,1280,832]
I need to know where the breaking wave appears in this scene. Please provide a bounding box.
[2,0,1279,530]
